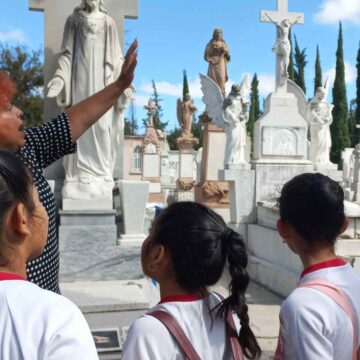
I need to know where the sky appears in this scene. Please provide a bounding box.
[0,0,360,133]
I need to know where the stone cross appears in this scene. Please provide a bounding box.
[144,99,157,127]
[29,0,138,120]
[261,0,304,94]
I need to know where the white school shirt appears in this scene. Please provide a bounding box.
[279,258,360,360]
[0,272,99,360]
[121,292,241,360]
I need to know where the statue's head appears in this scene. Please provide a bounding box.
[212,28,223,41]
[230,84,241,96]
[315,87,326,101]
[281,19,290,27]
[185,93,191,101]
[77,0,107,13]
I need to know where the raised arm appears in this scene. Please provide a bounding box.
[66,39,138,142]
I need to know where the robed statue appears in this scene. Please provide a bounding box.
[177,94,197,138]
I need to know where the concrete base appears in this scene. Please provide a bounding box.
[219,168,255,224]
[252,161,314,202]
[59,210,117,281]
[176,190,195,202]
[117,180,149,246]
[118,234,146,248]
[63,198,113,211]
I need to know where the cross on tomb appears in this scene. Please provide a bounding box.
[29,0,138,120]
[261,0,304,94]
[144,100,158,127]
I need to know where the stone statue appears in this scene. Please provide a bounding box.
[200,73,250,168]
[263,14,301,81]
[204,28,230,96]
[47,0,134,204]
[307,78,334,165]
[177,94,197,138]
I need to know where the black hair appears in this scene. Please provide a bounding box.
[149,201,261,359]
[278,173,345,244]
[0,150,35,265]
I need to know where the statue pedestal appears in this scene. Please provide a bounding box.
[176,136,198,202]
[59,210,117,279]
[219,168,255,232]
[253,92,308,162]
[195,121,230,211]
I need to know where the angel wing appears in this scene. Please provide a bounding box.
[199,73,225,129]
[323,76,330,100]
[240,74,251,100]
[176,98,183,128]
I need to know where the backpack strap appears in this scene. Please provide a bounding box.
[213,292,244,360]
[299,278,360,360]
[148,310,201,360]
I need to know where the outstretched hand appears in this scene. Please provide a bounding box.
[117,39,138,90]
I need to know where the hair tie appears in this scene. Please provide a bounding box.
[222,227,233,247]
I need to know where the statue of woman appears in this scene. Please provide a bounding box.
[177,94,197,137]
[308,86,334,165]
[204,28,230,96]
[47,0,134,204]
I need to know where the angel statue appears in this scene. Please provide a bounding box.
[307,77,334,165]
[200,73,250,167]
[177,94,197,138]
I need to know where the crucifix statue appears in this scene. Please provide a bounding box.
[261,0,304,93]
[144,99,158,128]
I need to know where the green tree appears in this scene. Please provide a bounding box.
[330,22,351,163]
[355,42,360,145]
[293,35,307,94]
[248,74,262,147]
[314,45,323,95]
[0,44,44,127]
[143,80,168,131]
[191,117,203,150]
[167,127,182,150]
[183,70,189,101]
[288,29,295,80]
[124,100,138,135]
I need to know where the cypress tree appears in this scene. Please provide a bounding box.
[288,29,295,80]
[248,74,261,146]
[314,45,323,95]
[294,35,307,94]
[183,70,190,101]
[330,22,351,163]
[355,42,360,145]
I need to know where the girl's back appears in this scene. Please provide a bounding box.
[122,292,240,360]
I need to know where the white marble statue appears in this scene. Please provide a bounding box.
[307,78,334,166]
[47,0,134,204]
[262,13,301,82]
[200,73,250,168]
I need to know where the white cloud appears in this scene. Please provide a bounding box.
[0,29,26,43]
[257,74,276,97]
[140,77,206,100]
[324,61,357,87]
[314,0,360,24]
[134,95,150,108]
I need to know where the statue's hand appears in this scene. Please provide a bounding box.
[47,77,64,98]
[116,39,138,90]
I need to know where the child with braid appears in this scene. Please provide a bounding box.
[122,202,261,360]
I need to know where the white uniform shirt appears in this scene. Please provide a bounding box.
[279,259,360,360]
[121,292,241,360]
[0,273,98,360]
